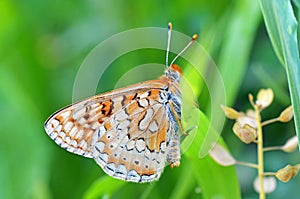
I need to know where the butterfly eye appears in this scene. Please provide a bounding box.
[171,64,182,75]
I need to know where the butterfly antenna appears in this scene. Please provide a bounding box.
[166,22,172,68]
[170,34,198,66]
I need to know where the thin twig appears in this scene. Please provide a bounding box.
[261,118,279,126]
[236,161,259,169]
[263,172,276,176]
[255,106,265,199]
[263,146,282,152]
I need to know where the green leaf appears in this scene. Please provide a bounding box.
[216,0,262,106]
[260,0,300,149]
[184,110,241,199]
[83,176,125,199]
[168,162,196,199]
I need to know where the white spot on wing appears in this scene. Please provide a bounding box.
[149,121,158,133]
[94,141,105,154]
[64,136,71,144]
[78,140,88,151]
[73,108,86,120]
[64,121,73,133]
[50,131,58,140]
[70,140,77,147]
[50,119,59,129]
[126,140,135,150]
[135,139,146,152]
[61,141,68,148]
[99,126,106,137]
[69,126,77,137]
[58,131,66,139]
[127,170,141,182]
[105,163,116,175]
[138,99,149,107]
[56,124,62,132]
[118,120,130,130]
[160,141,166,152]
[60,111,71,120]
[115,110,128,121]
[55,137,62,145]
[141,174,156,182]
[115,164,127,179]
[139,109,154,130]
[98,153,108,164]
[139,92,149,98]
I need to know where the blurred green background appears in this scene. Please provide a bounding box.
[0,0,299,199]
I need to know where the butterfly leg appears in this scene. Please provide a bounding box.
[169,102,188,136]
[167,127,181,168]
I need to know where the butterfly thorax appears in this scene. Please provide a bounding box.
[163,64,182,83]
[154,64,182,169]
[160,64,182,104]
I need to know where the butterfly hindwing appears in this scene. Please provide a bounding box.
[92,88,171,182]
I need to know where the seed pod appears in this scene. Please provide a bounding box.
[237,110,257,128]
[209,143,236,166]
[221,105,240,119]
[281,136,298,152]
[275,164,300,183]
[233,122,257,144]
[279,105,293,122]
[255,88,274,110]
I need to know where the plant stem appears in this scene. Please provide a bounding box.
[261,118,279,126]
[235,161,259,168]
[255,106,265,199]
[263,172,276,176]
[263,146,282,152]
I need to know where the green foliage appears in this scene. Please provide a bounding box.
[0,0,299,199]
[260,0,300,149]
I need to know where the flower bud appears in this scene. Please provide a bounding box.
[256,88,274,110]
[275,164,300,182]
[279,105,293,122]
[248,94,254,105]
[221,105,240,119]
[281,136,298,152]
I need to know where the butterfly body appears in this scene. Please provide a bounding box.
[45,65,182,182]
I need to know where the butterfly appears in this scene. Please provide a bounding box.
[44,23,198,183]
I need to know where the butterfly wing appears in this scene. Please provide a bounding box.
[92,89,172,182]
[44,80,175,182]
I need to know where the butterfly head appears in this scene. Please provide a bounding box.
[165,23,197,83]
[165,64,182,82]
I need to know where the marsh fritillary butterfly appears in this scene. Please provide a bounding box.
[44,23,198,182]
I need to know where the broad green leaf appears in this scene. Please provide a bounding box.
[184,110,241,199]
[260,0,300,149]
[83,176,125,199]
[168,162,196,199]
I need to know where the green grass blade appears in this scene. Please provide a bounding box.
[260,0,300,148]
[217,0,262,106]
